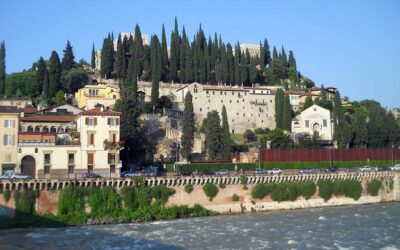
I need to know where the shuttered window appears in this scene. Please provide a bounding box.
[88,153,94,164]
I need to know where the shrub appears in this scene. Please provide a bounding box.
[86,186,121,218]
[367,179,382,196]
[271,183,289,202]
[58,186,84,216]
[184,184,193,194]
[203,183,219,201]
[3,189,11,202]
[120,187,138,212]
[317,180,333,202]
[15,190,37,217]
[192,204,211,217]
[297,181,316,200]
[332,180,362,200]
[151,185,175,204]
[218,183,226,189]
[232,194,239,201]
[251,184,267,199]
[286,183,298,201]
[240,175,247,189]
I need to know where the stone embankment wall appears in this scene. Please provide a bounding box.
[0,172,399,217]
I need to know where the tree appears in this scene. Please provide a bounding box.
[61,68,89,94]
[352,112,368,148]
[91,43,96,69]
[275,89,284,129]
[36,57,47,94]
[48,51,61,100]
[169,17,180,82]
[5,70,37,98]
[161,24,169,81]
[115,35,125,79]
[221,105,231,160]
[100,35,114,79]
[181,92,195,160]
[0,41,5,95]
[333,91,346,147]
[249,58,257,83]
[205,110,222,160]
[150,35,162,108]
[259,128,292,149]
[132,25,144,80]
[302,96,314,111]
[51,90,65,105]
[42,69,49,100]
[283,95,292,131]
[244,129,257,142]
[61,41,75,71]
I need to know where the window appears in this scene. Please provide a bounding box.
[108,153,116,164]
[88,153,94,172]
[85,117,97,126]
[221,100,223,103]
[110,133,117,143]
[3,134,13,146]
[44,153,51,165]
[206,90,209,94]
[220,91,222,95]
[68,153,75,165]
[88,133,95,145]
[232,92,234,96]
[212,91,215,94]
[4,120,15,128]
[68,166,74,174]
[110,165,116,173]
[305,120,309,128]
[323,119,327,127]
[200,108,202,112]
[108,117,119,126]
[44,166,50,174]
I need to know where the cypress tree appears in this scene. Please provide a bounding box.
[221,43,229,83]
[249,58,257,83]
[141,45,151,81]
[352,112,368,148]
[36,57,47,94]
[161,24,169,81]
[100,36,114,79]
[184,43,194,83]
[150,35,162,108]
[124,57,137,101]
[272,46,278,60]
[181,91,196,160]
[241,50,249,84]
[275,89,284,129]
[205,110,222,160]
[115,34,124,79]
[169,18,180,82]
[205,49,211,83]
[263,38,271,66]
[221,105,231,160]
[333,91,346,147]
[210,32,219,71]
[179,27,188,83]
[226,43,234,83]
[61,40,75,71]
[283,95,292,131]
[259,42,265,69]
[199,49,206,83]
[215,58,222,84]
[132,25,143,79]
[234,42,241,83]
[48,51,61,100]
[281,46,287,67]
[288,50,297,71]
[42,69,50,101]
[0,41,5,95]
[91,43,96,69]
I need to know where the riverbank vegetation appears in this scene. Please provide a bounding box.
[317,179,363,201]
[251,181,316,201]
[367,179,382,196]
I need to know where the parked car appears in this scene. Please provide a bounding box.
[298,168,316,174]
[83,173,102,178]
[267,168,282,174]
[144,167,158,177]
[359,166,372,172]
[198,170,214,176]
[125,171,144,177]
[179,171,192,176]
[214,169,229,176]
[325,166,339,173]
[0,172,31,180]
[121,170,135,177]
[346,167,358,172]
[375,166,391,171]
[254,168,267,175]
[390,164,400,171]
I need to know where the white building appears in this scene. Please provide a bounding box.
[291,104,334,142]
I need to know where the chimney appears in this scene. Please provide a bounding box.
[100,106,104,112]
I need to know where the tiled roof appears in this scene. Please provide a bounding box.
[21,107,38,114]
[203,86,248,92]
[79,107,121,116]
[0,105,20,113]
[285,90,305,95]
[21,115,77,122]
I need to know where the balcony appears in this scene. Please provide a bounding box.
[103,139,124,150]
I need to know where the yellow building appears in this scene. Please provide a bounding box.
[75,84,120,109]
[0,106,19,174]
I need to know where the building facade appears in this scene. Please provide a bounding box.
[0,98,32,108]
[75,84,120,108]
[291,104,333,142]
[0,106,19,175]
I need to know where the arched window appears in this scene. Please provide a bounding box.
[27,126,33,132]
[50,126,57,133]
[58,127,64,133]
[35,148,38,153]
[35,126,41,132]
[42,126,49,133]
[65,127,71,133]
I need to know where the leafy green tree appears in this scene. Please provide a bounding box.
[150,35,162,108]
[283,95,292,131]
[48,51,61,100]
[61,40,75,71]
[259,128,292,149]
[51,90,65,105]
[0,41,5,95]
[91,43,96,69]
[333,91,348,148]
[352,112,368,148]
[181,92,195,160]
[244,129,257,142]
[61,68,89,94]
[249,58,257,83]
[221,105,231,160]
[205,110,222,160]
[36,57,47,94]
[5,70,38,98]
[275,89,284,129]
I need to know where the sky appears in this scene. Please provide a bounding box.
[1,0,399,108]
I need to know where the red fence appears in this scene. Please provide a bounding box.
[259,148,400,162]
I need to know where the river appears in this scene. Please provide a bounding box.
[1,202,399,249]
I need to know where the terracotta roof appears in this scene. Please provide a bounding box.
[0,97,31,101]
[203,86,248,92]
[0,106,20,113]
[79,107,121,116]
[21,107,38,114]
[21,115,77,122]
[285,90,305,95]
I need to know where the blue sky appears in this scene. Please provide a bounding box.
[1,0,399,107]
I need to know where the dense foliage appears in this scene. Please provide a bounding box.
[3,189,11,202]
[232,194,240,201]
[367,179,382,196]
[181,91,196,160]
[202,183,219,201]
[332,180,362,200]
[57,186,84,216]
[251,182,316,201]
[15,190,39,217]
[184,184,193,194]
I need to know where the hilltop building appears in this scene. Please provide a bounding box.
[0,98,32,109]
[74,84,120,109]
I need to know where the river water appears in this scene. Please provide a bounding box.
[1,202,399,250]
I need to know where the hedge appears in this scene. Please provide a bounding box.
[251,182,316,201]
[167,160,394,173]
[367,179,382,196]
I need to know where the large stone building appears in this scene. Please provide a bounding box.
[0,106,19,175]
[17,107,122,179]
[291,104,334,143]
[176,83,276,134]
[0,98,32,108]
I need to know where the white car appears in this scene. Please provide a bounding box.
[359,166,372,172]
[0,172,31,180]
[267,168,282,174]
[390,164,400,171]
